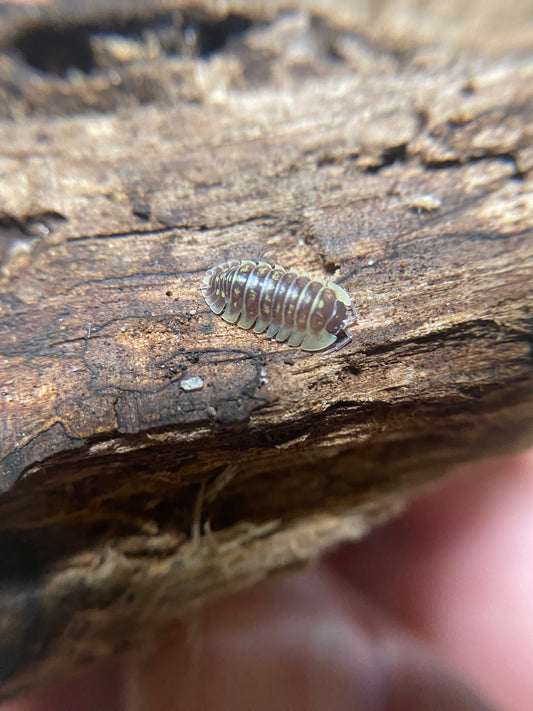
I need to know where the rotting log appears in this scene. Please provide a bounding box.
[0,0,532,700]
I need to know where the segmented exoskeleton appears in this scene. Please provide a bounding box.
[201,259,357,352]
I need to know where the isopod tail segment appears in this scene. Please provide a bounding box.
[201,260,358,354]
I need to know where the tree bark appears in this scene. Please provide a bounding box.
[0,0,532,700]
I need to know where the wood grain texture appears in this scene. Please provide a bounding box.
[0,0,532,700]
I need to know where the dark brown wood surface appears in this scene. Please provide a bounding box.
[0,0,532,700]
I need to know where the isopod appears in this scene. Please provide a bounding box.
[201,259,357,352]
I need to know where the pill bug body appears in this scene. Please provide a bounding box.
[201,259,357,352]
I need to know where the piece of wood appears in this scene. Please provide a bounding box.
[0,0,532,700]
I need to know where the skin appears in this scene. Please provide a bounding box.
[3,448,533,711]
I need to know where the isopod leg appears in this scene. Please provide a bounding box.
[322,332,352,355]
[338,298,358,333]
[347,296,358,323]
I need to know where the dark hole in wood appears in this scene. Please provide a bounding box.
[363,143,408,173]
[0,211,66,240]
[196,13,254,56]
[14,25,96,76]
[12,12,255,77]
